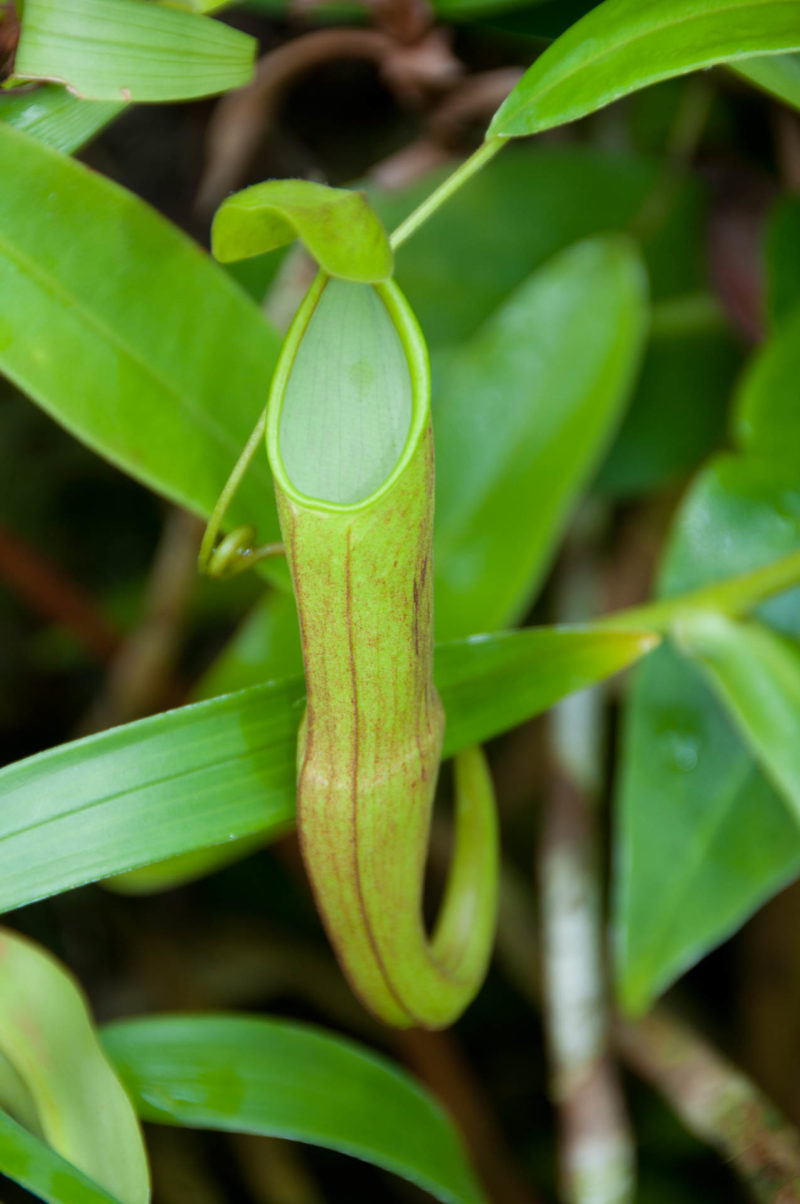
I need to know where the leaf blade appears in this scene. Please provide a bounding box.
[213,180,393,282]
[433,235,648,636]
[0,627,656,912]
[15,0,256,102]
[488,0,800,139]
[0,1110,125,1204]
[0,84,123,153]
[0,930,148,1203]
[732,51,800,110]
[735,303,800,465]
[103,1014,485,1204]
[676,614,800,825]
[0,123,281,537]
[614,455,800,1015]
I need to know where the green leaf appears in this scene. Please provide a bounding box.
[0,84,123,153]
[373,145,699,346]
[734,304,800,469]
[676,614,800,826]
[732,52,800,111]
[764,196,800,328]
[0,929,149,1203]
[212,180,393,283]
[0,627,656,912]
[15,0,255,102]
[0,1110,124,1204]
[614,456,800,1015]
[595,296,741,497]
[433,236,648,637]
[103,1014,485,1204]
[434,627,658,750]
[0,123,282,539]
[488,0,800,139]
[193,589,303,700]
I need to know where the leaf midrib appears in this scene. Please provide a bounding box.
[0,221,267,488]
[500,0,800,126]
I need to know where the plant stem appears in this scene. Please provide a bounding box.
[597,548,800,635]
[616,1009,800,1204]
[543,539,635,1204]
[389,137,505,251]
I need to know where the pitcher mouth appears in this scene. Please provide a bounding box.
[267,273,431,516]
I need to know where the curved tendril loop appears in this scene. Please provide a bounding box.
[267,273,499,1028]
[206,526,284,579]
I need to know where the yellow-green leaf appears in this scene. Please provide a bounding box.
[0,929,149,1203]
[213,180,393,283]
[15,0,255,102]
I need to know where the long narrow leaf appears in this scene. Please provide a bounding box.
[0,123,281,536]
[0,1111,124,1204]
[0,84,123,153]
[104,1014,484,1204]
[0,930,149,1203]
[732,52,800,111]
[489,0,800,138]
[677,614,800,825]
[15,0,255,102]
[0,627,656,913]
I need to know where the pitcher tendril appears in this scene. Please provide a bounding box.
[198,406,285,578]
[266,273,499,1027]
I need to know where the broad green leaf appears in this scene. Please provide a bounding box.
[0,929,148,1202]
[677,614,800,825]
[765,196,800,328]
[0,627,656,911]
[373,145,701,346]
[0,1110,124,1204]
[0,124,281,539]
[194,588,303,699]
[615,456,800,1015]
[0,84,122,153]
[595,296,741,497]
[15,0,255,102]
[433,236,648,637]
[212,180,393,283]
[103,1014,485,1204]
[734,304,800,469]
[732,52,800,110]
[488,0,800,139]
[615,640,799,1015]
